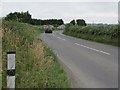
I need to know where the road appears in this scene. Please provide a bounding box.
[40,30,118,88]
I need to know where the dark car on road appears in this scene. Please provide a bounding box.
[45,29,52,33]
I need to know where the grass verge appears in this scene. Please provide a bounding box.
[2,20,70,88]
[0,25,2,89]
[63,32,119,46]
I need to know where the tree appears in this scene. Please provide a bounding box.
[5,11,32,23]
[70,20,75,25]
[40,19,64,26]
[30,19,42,25]
[76,19,86,26]
[5,11,64,26]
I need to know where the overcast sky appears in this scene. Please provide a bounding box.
[1,2,119,24]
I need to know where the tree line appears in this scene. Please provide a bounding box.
[5,11,64,26]
[5,11,32,23]
[70,19,86,26]
[30,19,64,26]
[5,11,87,26]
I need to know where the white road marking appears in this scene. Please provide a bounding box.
[57,37,66,41]
[52,34,66,41]
[50,33,110,55]
[59,33,65,36]
[74,43,111,55]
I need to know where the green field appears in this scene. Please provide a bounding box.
[63,24,119,46]
[2,20,70,88]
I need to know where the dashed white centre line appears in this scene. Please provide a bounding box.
[59,33,65,36]
[52,34,66,41]
[74,43,111,55]
[57,37,66,41]
[51,33,110,55]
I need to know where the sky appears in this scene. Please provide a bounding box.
[1,0,119,2]
[118,2,120,22]
[1,1,119,24]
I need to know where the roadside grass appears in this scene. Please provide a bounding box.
[2,20,70,88]
[63,24,119,46]
[63,32,118,46]
[0,26,2,89]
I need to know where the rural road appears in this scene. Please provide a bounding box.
[40,30,118,88]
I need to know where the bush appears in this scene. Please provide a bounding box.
[76,19,86,26]
[63,24,119,46]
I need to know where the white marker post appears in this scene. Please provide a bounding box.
[7,52,16,89]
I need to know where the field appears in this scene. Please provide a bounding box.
[2,20,70,88]
[63,24,119,46]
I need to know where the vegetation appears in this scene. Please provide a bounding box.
[30,19,64,26]
[2,20,70,88]
[69,19,86,26]
[63,24,119,46]
[0,22,2,89]
[5,11,31,23]
[0,18,2,89]
[5,11,64,26]
[76,19,86,26]
[70,20,75,25]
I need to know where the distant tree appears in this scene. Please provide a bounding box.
[70,20,75,25]
[23,11,32,23]
[30,19,42,25]
[40,19,64,26]
[5,11,64,26]
[59,19,64,25]
[76,19,86,26]
[5,12,17,21]
[5,11,32,23]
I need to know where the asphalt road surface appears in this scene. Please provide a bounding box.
[40,30,118,88]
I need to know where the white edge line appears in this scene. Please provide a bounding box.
[74,43,111,55]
